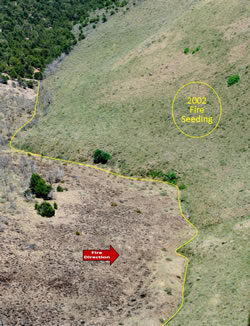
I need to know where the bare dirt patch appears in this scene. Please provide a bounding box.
[228,42,248,63]
[234,219,250,231]
[219,16,250,40]
[0,83,36,143]
[0,153,193,326]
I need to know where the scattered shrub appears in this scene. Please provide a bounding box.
[54,202,58,209]
[30,173,52,199]
[35,202,55,217]
[0,74,8,84]
[184,47,189,55]
[90,16,99,24]
[136,209,142,214]
[179,183,186,190]
[163,170,178,184]
[227,74,240,86]
[17,77,26,88]
[24,189,31,196]
[79,33,86,40]
[57,185,64,192]
[120,0,128,7]
[9,69,18,79]
[102,14,107,23]
[164,287,172,295]
[149,170,165,179]
[93,149,111,164]
[27,80,34,89]
[192,45,200,54]
[76,231,81,236]
[149,169,178,184]
[24,189,33,201]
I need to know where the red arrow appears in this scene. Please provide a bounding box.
[83,245,119,265]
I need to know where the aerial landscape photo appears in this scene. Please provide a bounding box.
[0,0,249,325]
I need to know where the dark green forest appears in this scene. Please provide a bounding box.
[0,0,129,82]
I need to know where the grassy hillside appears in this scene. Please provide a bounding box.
[15,0,250,324]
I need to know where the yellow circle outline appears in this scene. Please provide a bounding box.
[172,81,222,138]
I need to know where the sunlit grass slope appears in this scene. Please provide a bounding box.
[16,0,250,324]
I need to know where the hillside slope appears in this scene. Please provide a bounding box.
[14,0,250,324]
[0,152,192,326]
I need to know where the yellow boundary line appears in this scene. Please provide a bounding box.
[9,82,198,325]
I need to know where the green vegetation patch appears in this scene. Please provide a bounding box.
[0,74,8,84]
[179,183,187,190]
[35,201,55,217]
[93,149,111,164]
[227,74,240,87]
[192,45,201,54]
[57,185,64,192]
[30,173,52,199]
[149,170,178,185]
[0,0,128,80]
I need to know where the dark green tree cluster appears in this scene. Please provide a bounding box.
[30,173,52,199]
[35,201,55,217]
[57,185,64,192]
[0,0,129,80]
[29,173,59,217]
[93,149,111,164]
[227,74,240,87]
